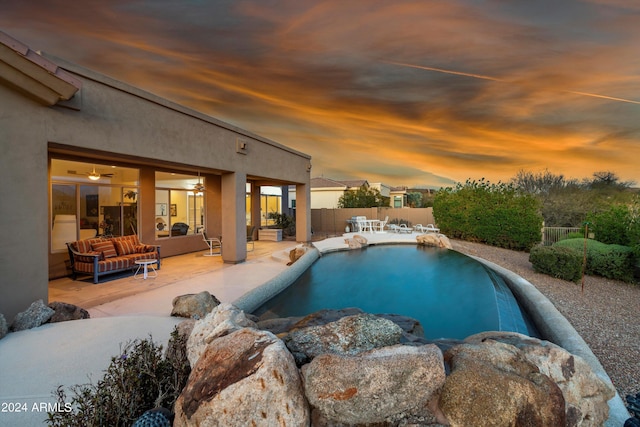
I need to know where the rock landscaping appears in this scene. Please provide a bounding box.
[172,303,615,426]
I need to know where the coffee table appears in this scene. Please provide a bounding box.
[134,259,158,280]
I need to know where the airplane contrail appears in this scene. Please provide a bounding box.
[385,60,640,105]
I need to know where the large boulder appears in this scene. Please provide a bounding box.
[11,300,55,331]
[187,303,256,366]
[256,316,304,336]
[287,247,307,265]
[416,233,452,249]
[376,313,426,341]
[289,308,365,330]
[344,234,368,250]
[283,313,403,365]
[174,328,309,426]
[171,291,221,319]
[439,340,566,426]
[465,332,615,427]
[0,313,7,339]
[47,301,90,323]
[302,344,446,425]
[283,308,424,341]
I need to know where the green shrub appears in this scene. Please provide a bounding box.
[434,179,543,251]
[554,238,635,282]
[586,205,632,245]
[563,232,584,240]
[267,212,296,236]
[47,330,190,427]
[529,245,583,283]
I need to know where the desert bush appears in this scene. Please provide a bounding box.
[563,232,585,240]
[586,205,632,246]
[434,178,543,251]
[47,329,190,427]
[554,238,635,282]
[529,245,583,283]
[267,212,296,236]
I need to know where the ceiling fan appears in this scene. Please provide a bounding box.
[193,171,205,192]
[67,165,115,180]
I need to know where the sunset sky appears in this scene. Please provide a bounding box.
[2,0,639,188]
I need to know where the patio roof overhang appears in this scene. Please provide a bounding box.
[0,31,81,106]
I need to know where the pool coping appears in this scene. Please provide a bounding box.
[233,235,629,425]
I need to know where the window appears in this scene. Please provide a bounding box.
[155,171,204,238]
[260,186,282,226]
[50,159,139,252]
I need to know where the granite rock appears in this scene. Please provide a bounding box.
[302,344,446,425]
[174,328,309,426]
[283,313,403,365]
[48,301,90,323]
[171,291,220,319]
[0,313,7,339]
[187,303,256,366]
[11,300,55,331]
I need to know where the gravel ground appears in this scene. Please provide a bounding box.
[451,239,640,400]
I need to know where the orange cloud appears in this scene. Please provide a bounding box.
[2,0,639,187]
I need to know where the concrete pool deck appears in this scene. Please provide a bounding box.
[0,232,629,425]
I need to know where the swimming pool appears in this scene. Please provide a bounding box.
[253,245,539,340]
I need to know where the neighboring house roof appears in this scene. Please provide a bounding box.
[0,31,82,105]
[390,186,408,192]
[341,179,368,189]
[310,177,347,189]
[310,177,371,190]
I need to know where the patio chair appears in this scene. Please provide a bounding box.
[425,224,440,233]
[247,225,256,252]
[354,216,367,232]
[377,216,389,232]
[201,230,221,256]
[397,224,412,234]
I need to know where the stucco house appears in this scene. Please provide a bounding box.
[288,177,408,209]
[0,31,311,320]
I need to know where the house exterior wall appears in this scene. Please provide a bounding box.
[0,53,311,320]
[310,188,345,209]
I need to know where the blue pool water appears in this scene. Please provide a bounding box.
[253,245,539,340]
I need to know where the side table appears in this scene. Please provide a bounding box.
[134,259,158,280]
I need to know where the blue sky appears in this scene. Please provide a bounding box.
[2,0,639,187]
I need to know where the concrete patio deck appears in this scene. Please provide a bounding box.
[48,240,297,317]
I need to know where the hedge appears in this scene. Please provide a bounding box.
[434,179,543,251]
[554,238,635,282]
[529,245,583,283]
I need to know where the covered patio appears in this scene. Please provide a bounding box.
[49,240,295,318]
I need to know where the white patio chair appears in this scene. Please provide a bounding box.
[425,224,440,233]
[201,230,221,256]
[397,224,412,234]
[377,216,389,232]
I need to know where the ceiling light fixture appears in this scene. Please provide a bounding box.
[88,165,101,181]
[193,171,205,193]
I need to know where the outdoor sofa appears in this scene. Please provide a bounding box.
[66,235,160,284]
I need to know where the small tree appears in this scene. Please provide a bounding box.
[406,192,423,208]
[338,186,388,208]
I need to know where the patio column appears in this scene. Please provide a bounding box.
[221,171,247,263]
[295,183,311,242]
[251,183,261,229]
